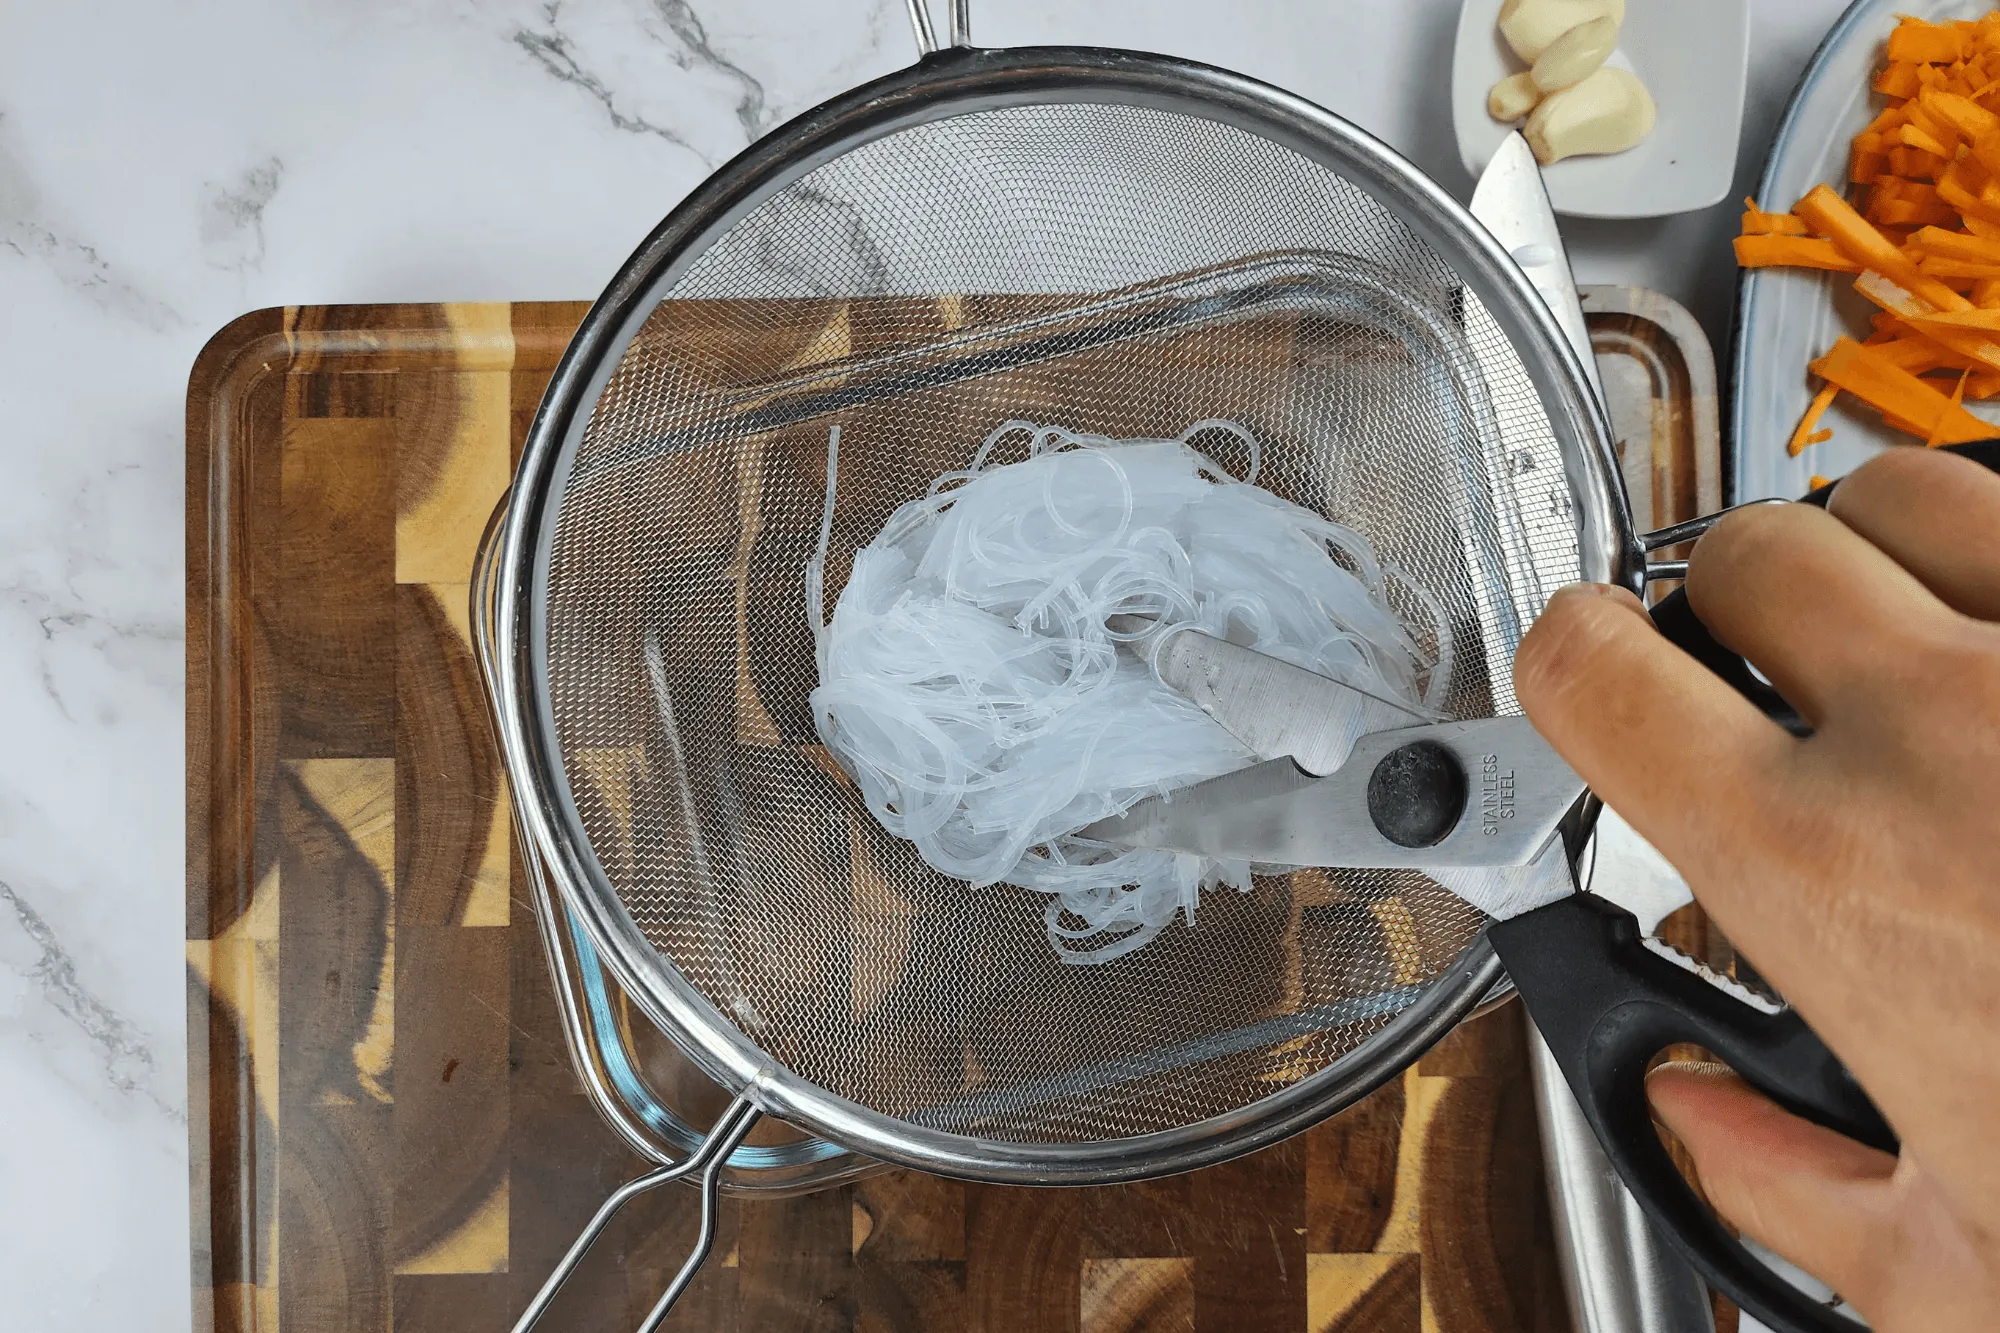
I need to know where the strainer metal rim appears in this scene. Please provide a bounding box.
[490,43,1638,1184]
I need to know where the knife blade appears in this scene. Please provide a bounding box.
[1079,716,1581,868]
[1107,615,1425,776]
[1469,133,1716,1333]
[1468,131,1605,397]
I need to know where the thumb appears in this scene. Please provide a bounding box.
[1647,1062,1898,1305]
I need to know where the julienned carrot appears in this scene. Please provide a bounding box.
[1918,257,2000,278]
[1925,369,1975,446]
[1854,269,1942,320]
[1938,163,2000,224]
[1922,86,2000,138]
[1887,19,1967,65]
[1889,145,1950,178]
[1788,383,1841,455]
[1808,336,1995,443]
[1908,304,2000,329]
[1859,281,2000,368]
[1876,198,1960,226]
[1900,122,1953,156]
[1908,225,2000,261]
[1878,63,1924,97]
[1741,198,1810,235]
[1732,235,1861,271]
[1795,184,1974,309]
[1870,334,1972,374]
[1734,18,2000,452]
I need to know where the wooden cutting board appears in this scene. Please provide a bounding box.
[186,289,1724,1333]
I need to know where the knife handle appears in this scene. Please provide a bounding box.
[1648,439,2000,727]
[1489,894,1892,1333]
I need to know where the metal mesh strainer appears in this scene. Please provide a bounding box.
[481,18,1629,1331]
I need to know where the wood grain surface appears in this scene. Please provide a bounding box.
[188,291,1728,1333]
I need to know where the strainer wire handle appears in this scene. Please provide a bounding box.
[1640,442,2000,729]
[903,0,971,56]
[509,1094,763,1333]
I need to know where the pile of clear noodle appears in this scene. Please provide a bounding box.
[807,420,1455,964]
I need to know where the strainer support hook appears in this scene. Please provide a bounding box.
[903,0,972,56]
[509,1094,763,1333]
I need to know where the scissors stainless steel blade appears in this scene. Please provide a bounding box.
[1083,621,1582,867]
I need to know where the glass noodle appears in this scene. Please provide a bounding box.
[807,420,1454,964]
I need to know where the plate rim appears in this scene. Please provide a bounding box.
[1728,0,1993,503]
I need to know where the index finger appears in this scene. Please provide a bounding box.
[1513,583,1790,884]
[1826,447,2000,621]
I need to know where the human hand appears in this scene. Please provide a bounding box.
[1512,447,2000,1331]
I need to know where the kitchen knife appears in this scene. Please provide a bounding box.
[1469,129,1715,1333]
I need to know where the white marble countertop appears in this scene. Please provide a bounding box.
[0,1,1847,1327]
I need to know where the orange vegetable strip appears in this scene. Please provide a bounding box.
[1912,87,1976,138]
[1888,145,1948,179]
[1904,97,1960,146]
[1924,370,1973,448]
[1809,474,1835,489]
[1864,104,1911,134]
[1852,148,1891,184]
[1906,304,2000,329]
[1870,334,1971,374]
[1877,62,1924,97]
[1788,383,1840,456]
[1888,21,1967,65]
[1918,257,2000,277]
[1939,165,2000,225]
[1741,197,1810,235]
[1899,122,1952,156]
[1732,235,1863,271]
[1862,180,1903,221]
[1974,276,2000,305]
[1808,336,1995,443]
[1922,87,1996,137]
[1875,301,2000,371]
[1797,184,1972,309]
[1877,199,1960,227]
[1909,225,2000,261]
[1855,271,1936,322]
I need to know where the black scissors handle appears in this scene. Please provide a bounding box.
[1491,441,2000,1333]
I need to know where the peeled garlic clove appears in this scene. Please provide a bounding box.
[1488,72,1543,122]
[1525,66,1657,164]
[1532,15,1619,92]
[1497,0,1622,62]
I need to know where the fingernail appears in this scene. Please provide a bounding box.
[1549,582,1643,611]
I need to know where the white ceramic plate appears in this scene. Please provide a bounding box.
[1452,0,1750,218]
[1733,0,1995,504]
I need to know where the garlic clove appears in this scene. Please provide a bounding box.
[1497,0,1621,62]
[1531,15,1619,92]
[1488,71,1543,122]
[1524,66,1657,164]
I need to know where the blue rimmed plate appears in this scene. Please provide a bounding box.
[1733,0,1997,502]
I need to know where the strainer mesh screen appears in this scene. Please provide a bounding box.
[541,103,1580,1143]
